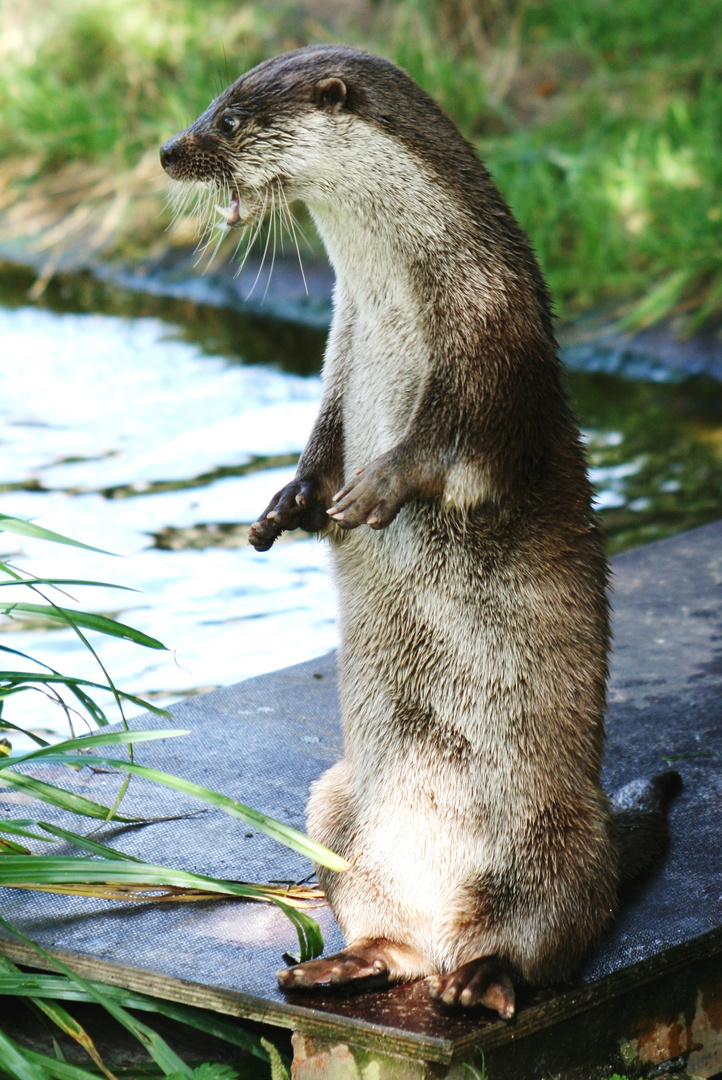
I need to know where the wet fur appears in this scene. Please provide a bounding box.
[161,46,667,993]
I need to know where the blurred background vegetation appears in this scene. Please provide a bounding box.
[0,0,720,330]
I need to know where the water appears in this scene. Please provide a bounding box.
[1,265,721,746]
[0,269,335,745]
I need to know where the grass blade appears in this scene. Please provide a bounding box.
[1,836,31,853]
[622,267,695,330]
[0,919,193,1079]
[0,604,166,650]
[0,855,324,958]
[5,1043,121,1080]
[37,823,141,861]
[0,516,114,555]
[0,719,51,747]
[0,579,136,591]
[0,976,271,1064]
[275,901,324,962]
[0,955,117,1079]
[0,673,171,719]
[0,822,54,842]
[24,754,350,872]
[0,854,318,903]
[0,1028,53,1080]
[2,728,189,771]
[0,771,144,822]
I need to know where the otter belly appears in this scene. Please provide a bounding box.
[307,754,499,972]
[312,503,616,979]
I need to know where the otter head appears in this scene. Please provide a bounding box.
[159,44,489,283]
[159,46,373,234]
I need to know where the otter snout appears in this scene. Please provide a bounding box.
[159,136,183,175]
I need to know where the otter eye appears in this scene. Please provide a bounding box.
[220,113,239,136]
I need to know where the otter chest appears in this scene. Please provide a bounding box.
[340,277,431,469]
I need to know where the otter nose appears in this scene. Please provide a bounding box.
[160,138,182,173]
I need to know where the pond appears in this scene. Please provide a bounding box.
[1,261,721,746]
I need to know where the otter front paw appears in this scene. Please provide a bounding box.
[248,477,328,551]
[327,450,412,531]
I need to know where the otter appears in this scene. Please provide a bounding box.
[160,45,680,1019]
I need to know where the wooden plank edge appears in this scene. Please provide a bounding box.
[3,926,721,1067]
[0,937,457,1064]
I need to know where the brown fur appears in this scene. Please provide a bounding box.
[162,45,623,1007]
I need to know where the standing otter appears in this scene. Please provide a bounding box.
[160,45,679,1019]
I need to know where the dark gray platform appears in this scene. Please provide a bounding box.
[2,521,722,1076]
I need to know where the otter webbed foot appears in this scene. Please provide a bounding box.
[277,942,393,992]
[428,957,516,1019]
[249,477,329,551]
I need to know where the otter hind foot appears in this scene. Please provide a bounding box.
[428,957,516,1019]
[277,940,394,992]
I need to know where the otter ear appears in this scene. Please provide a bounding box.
[315,77,347,114]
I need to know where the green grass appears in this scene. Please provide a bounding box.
[380,0,722,328]
[0,0,719,326]
[0,1,278,168]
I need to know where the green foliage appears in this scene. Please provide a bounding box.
[166,1068,243,1080]
[0,515,313,1077]
[259,1043,289,1080]
[0,1,278,168]
[487,77,721,326]
[380,0,722,326]
[0,0,719,324]
[0,517,329,959]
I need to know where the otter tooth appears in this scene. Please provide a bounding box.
[214,199,241,226]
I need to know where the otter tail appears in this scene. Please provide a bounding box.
[610,770,682,891]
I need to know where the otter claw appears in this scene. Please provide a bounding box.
[427,957,515,1019]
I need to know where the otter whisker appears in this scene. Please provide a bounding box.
[235,185,269,281]
[233,223,248,260]
[239,196,265,274]
[189,181,236,268]
[275,179,286,257]
[193,209,224,266]
[189,191,211,249]
[237,220,256,278]
[202,183,222,233]
[279,183,311,249]
[262,184,280,302]
[277,181,293,255]
[279,182,308,296]
[203,217,230,270]
[164,178,200,231]
[246,186,274,299]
